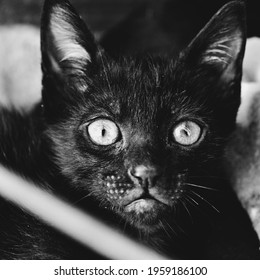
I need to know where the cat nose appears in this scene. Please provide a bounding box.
[129,165,161,187]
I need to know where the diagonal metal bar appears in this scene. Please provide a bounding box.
[0,165,168,260]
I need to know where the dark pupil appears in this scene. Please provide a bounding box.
[102,128,106,137]
[182,128,190,137]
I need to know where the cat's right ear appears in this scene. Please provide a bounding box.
[183,1,246,83]
[41,0,97,85]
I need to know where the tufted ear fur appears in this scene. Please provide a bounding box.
[41,0,97,81]
[185,1,246,82]
[41,0,100,117]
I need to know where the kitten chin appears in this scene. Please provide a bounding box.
[122,199,171,227]
[96,170,186,231]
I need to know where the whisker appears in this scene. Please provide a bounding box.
[98,48,113,94]
[122,220,128,234]
[169,212,187,235]
[179,198,194,224]
[183,196,202,217]
[172,203,177,216]
[159,220,172,238]
[189,190,220,213]
[164,220,178,237]
[182,196,194,207]
[99,199,109,209]
[185,194,199,205]
[186,183,219,191]
[73,190,96,205]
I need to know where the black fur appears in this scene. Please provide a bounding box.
[0,0,259,259]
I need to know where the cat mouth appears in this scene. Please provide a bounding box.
[125,198,157,212]
[124,194,170,213]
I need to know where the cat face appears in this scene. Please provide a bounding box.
[41,0,246,232]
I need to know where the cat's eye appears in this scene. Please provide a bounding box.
[172,121,202,146]
[86,119,120,146]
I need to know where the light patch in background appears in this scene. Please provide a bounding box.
[0,25,41,111]
[227,37,260,241]
[238,37,260,126]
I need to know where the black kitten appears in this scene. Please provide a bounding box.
[0,0,259,259]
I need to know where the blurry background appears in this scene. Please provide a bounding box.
[1,0,260,58]
[1,0,260,40]
[0,0,143,38]
[0,0,260,111]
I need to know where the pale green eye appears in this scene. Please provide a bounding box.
[172,121,202,146]
[87,119,119,146]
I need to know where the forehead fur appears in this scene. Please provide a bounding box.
[77,55,206,124]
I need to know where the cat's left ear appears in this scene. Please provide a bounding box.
[41,0,97,81]
[185,1,246,82]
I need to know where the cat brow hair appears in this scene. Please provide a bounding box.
[98,48,113,94]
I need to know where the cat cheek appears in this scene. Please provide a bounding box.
[103,177,132,203]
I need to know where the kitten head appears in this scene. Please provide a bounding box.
[41,0,246,233]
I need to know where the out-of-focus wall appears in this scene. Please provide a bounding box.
[0,0,147,34]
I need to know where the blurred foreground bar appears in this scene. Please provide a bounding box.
[0,165,168,260]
